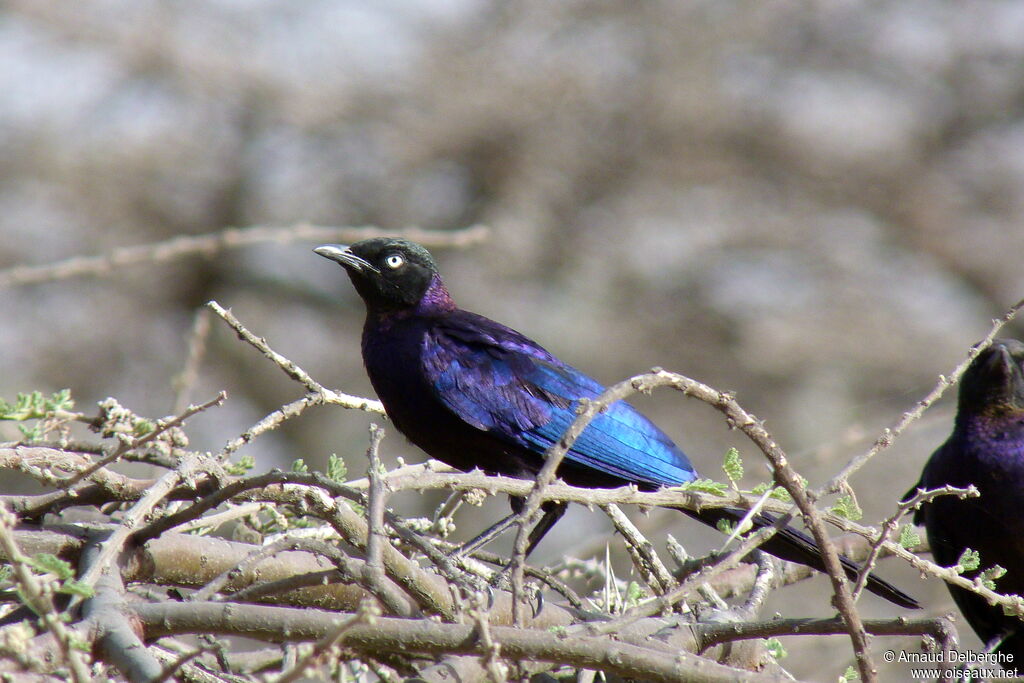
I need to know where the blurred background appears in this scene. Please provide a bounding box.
[2,0,1023,677]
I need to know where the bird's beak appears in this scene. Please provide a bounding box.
[314,244,380,274]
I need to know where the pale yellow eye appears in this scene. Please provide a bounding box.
[384,254,405,269]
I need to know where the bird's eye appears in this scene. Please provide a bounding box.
[384,254,405,269]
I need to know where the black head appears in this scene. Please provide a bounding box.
[958,338,1024,419]
[314,238,444,312]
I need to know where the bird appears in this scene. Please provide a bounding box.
[315,237,918,608]
[907,338,1024,657]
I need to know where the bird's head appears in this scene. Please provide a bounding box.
[957,338,1024,421]
[314,238,452,313]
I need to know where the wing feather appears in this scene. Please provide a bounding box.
[423,312,696,487]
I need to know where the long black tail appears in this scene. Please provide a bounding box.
[681,507,920,609]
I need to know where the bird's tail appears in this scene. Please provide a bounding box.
[678,507,920,609]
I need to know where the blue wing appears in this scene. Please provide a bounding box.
[422,311,697,487]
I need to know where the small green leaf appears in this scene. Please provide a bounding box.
[898,525,921,549]
[624,581,646,606]
[763,637,787,660]
[980,564,1007,590]
[58,580,95,599]
[841,665,859,681]
[751,481,792,502]
[132,419,155,436]
[956,548,981,573]
[0,565,11,585]
[69,634,92,652]
[291,459,309,474]
[46,389,74,412]
[17,423,43,442]
[225,454,256,476]
[0,390,73,421]
[327,454,347,483]
[716,518,736,535]
[29,554,74,581]
[678,479,729,496]
[830,495,863,521]
[722,447,743,484]
[1002,597,1024,617]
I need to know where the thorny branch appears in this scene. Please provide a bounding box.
[3,275,1022,681]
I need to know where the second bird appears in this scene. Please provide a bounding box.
[908,338,1024,659]
[315,237,918,608]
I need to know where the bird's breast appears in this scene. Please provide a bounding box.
[361,320,430,410]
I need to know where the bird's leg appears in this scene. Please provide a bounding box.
[451,512,520,558]
[451,499,569,558]
[524,500,568,556]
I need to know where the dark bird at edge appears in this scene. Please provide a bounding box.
[316,237,919,609]
[907,338,1024,657]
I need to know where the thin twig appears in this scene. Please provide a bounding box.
[226,568,341,604]
[697,615,958,651]
[850,485,977,603]
[823,296,1024,493]
[468,549,586,609]
[147,642,221,683]
[205,301,385,459]
[127,469,458,619]
[62,391,226,489]
[664,534,712,610]
[218,536,417,617]
[207,301,323,393]
[584,514,792,638]
[468,592,508,682]
[820,509,1024,615]
[176,502,265,534]
[601,504,676,597]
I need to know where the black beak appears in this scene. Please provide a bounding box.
[314,244,380,274]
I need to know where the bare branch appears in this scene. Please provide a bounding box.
[362,424,390,610]
[205,301,385,459]
[79,536,164,682]
[697,615,958,652]
[133,602,787,683]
